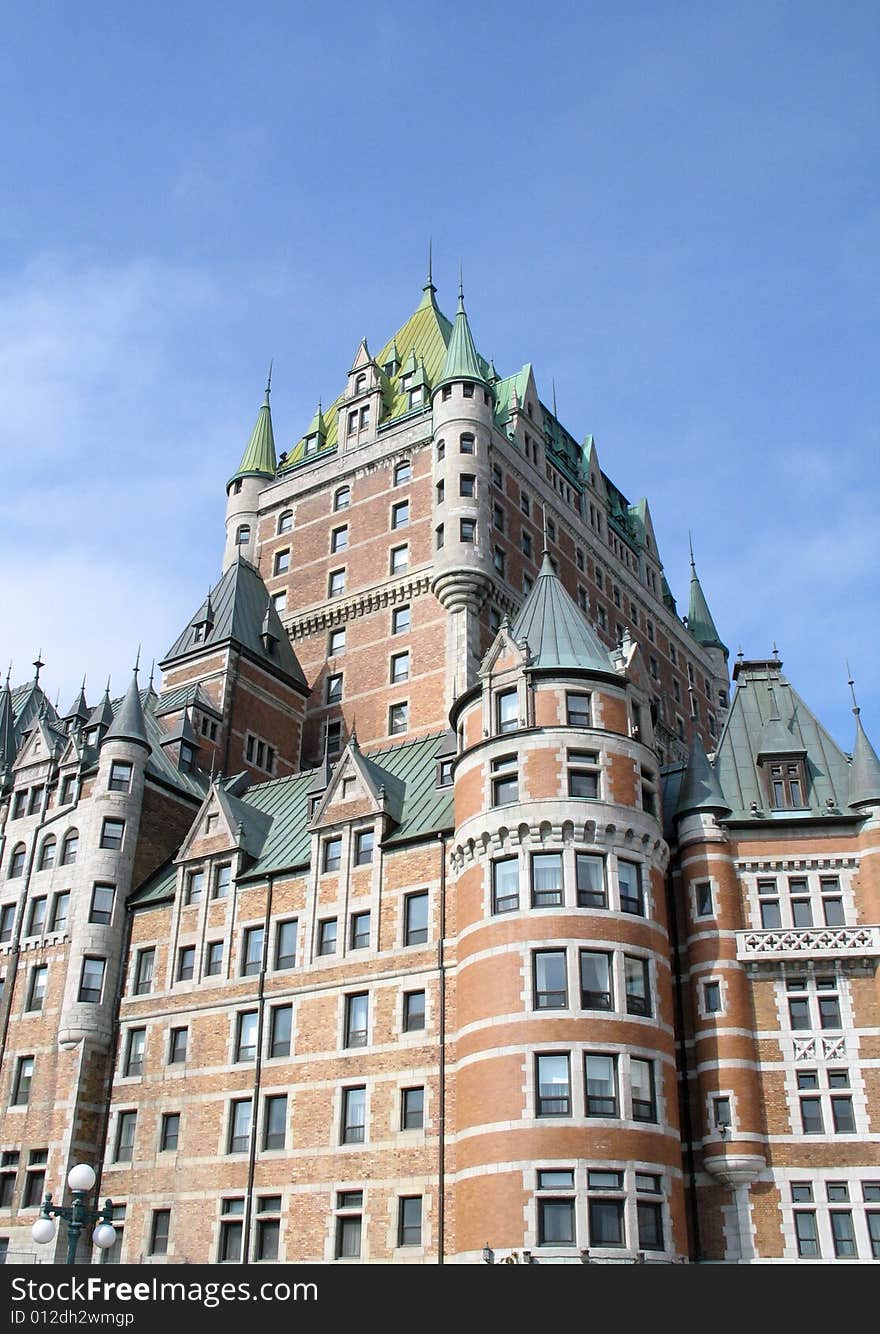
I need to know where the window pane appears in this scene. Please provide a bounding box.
[536,1054,570,1115]
[576,854,606,908]
[534,951,567,1008]
[493,859,519,913]
[795,1212,820,1257]
[589,1199,624,1246]
[579,951,612,1009]
[532,854,563,907]
[625,956,651,1016]
[637,1201,664,1251]
[539,1199,574,1245]
[585,1054,617,1116]
[405,893,428,945]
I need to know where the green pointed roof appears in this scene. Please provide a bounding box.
[105,669,150,751]
[304,402,327,442]
[676,730,731,818]
[511,552,617,674]
[228,387,277,487]
[435,284,488,390]
[0,681,16,773]
[849,711,880,808]
[63,680,89,723]
[86,685,115,732]
[687,551,727,654]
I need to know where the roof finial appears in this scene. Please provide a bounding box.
[33,650,43,683]
[148,660,155,692]
[5,662,11,690]
[541,504,548,553]
[133,645,141,676]
[689,531,695,567]
[458,264,464,310]
[265,359,273,400]
[552,377,558,419]
[105,674,111,695]
[737,646,744,661]
[772,641,780,661]
[847,662,859,716]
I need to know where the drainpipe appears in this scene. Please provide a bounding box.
[92,903,135,1209]
[665,857,702,1262]
[221,646,243,779]
[436,831,448,1265]
[242,873,273,1262]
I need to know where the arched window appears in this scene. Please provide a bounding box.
[236,524,251,546]
[38,837,56,871]
[8,844,26,878]
[60,829,79,867]
[278,510,293,535]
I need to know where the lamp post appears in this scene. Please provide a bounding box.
[31,1164,117,1265]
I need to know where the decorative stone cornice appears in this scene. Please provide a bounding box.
[288,573,431,640]
[736,925,880,963]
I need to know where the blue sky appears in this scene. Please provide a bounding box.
[1,1,877,750]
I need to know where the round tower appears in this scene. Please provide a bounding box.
[448,562,686,1262]
[58,667,151,1049]
[223,375,277,571]
[430,282,496,700]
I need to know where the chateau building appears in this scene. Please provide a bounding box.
[0,271,877,1264]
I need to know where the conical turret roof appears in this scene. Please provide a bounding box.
[86,684,115,732]
[0,678,16,773]
[510,552,616,674]
[849,711,880,808]
[228,381,277,487]
[63,679,89,724]
[687,545,727,654]
[105,667,150,751]
[676,729,731,817]
[435,282,488,389]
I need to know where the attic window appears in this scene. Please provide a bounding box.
[437,759,453,788]
[193,625,205,643]
[409,386,423,408]
[180,743,196,774]
[304,435,319,455]
[767,762,808,810]
[400,372,413,392]
[355,374,367,396]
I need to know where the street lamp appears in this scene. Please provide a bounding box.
[31,1164,117,1265]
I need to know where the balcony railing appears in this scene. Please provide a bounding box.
[736,925,880,962]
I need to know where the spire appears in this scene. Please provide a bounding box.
[676,729,731,818]
[104,659,150,751]
[488,358,500,385]
[0,673,16,774]
[510,551,616,674]
[419,239,437,307]
[687,543,727,655]
[86,679,115,733]
[33,651,43,683]
[435,275,488,390]
[228,379,277,487]
[848,671,880,808]
[63,676,90,724]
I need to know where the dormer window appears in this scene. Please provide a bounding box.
[409,385,423,408]
[768,762,808,809]
[193,625,205,643]
[304,435,319,455]
[400,372,413,393]
[355,374,367,396]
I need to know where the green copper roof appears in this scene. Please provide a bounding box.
[755,686,806,757]
[493,365,531,430]
[714,661,852,818]
[676,730,731,817]
[435,285,488,389]
[511,552,617,674]
[687,551,727,653]
[105,668,149,751]
[848,711,880,808]
[162,558,307,688]
[229,387,277,486]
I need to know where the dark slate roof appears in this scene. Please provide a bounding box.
[511,553,617,674]
[128,859,177,908]
[86,688,115,731]
[161,558,306,689]
[714,661,852,819]
[105,671,149,750]
[849,712,880,808]
[63,682,89,723]
[687,556,726,653]
[676,731,731,817]
[154,683,220,718]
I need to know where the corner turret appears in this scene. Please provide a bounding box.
[223,373,277,571]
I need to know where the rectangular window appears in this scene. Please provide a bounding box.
[159,1114,180,1152]
[328,627,346,656]
[256,1207,281,1262]
[392,605,410,635]
[26,898,46,936]
[405,892,429,945]
[124,1028,145,1076]
[218,1201,244,1263]
[176,946,195,982]
[631,1058,657,1121]
[565,693,591,727]
[269,1005,292,1059]
[795,1211,820,1258]
[115,1111,136,1162]
[390,544,408,574]
[241,926,264,976]
[618,861,644,915]
[318,919,337,956]
[497,689,518,734]
[390,651,410,684]
[831,1096,855,1133]
[228,1099,252,1154]
[79,956,105,1003]
[531,852,563,908]
[830,1211,857,1258]
[108,761,133,793]
[534,950,567,1008]
[576,854,606,908]
[235,1011,258,1062]
[538,1194,575,1246]
[345,993,369,1048]
[335,1194,363,1259]
[695,881,713,917]
[328,569,346,597]
[713,1096,732,1129]
[585,1053,618,1116]
[491,754,518,806]
[168,1027,188,1064]
[263,1095,287,1150]
[273,549,290,576]
[391,500,409,530]
[100,818,125,851]
[818,994,842,1030]
[402,1087,424,1130]
[205,940,223,976]
[589,1197,625,1247]
[389,702,408,734]
[403,990,426,1032]
[703,979,722,1014]
[637,1201,664,1252]
[274,920,297,970]
[350,911,370,950]
[26,965,48,1013]
[536,1053,571,1116]
[331,525,349,554]
[0,904,15,942]
[568,753,599,799]
[325,673,343,705]
[459,474,476,498]
[341,1086,366,1144]
[491,858,520,915]
[12,1056,34,1106]
[580,951,612,1010]
[625,956,652,1016]
[90,883,115,926]
[398,1197,422,1247]
[460,518,476,543]
[323,837,342,873]
[211,864,231,900]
